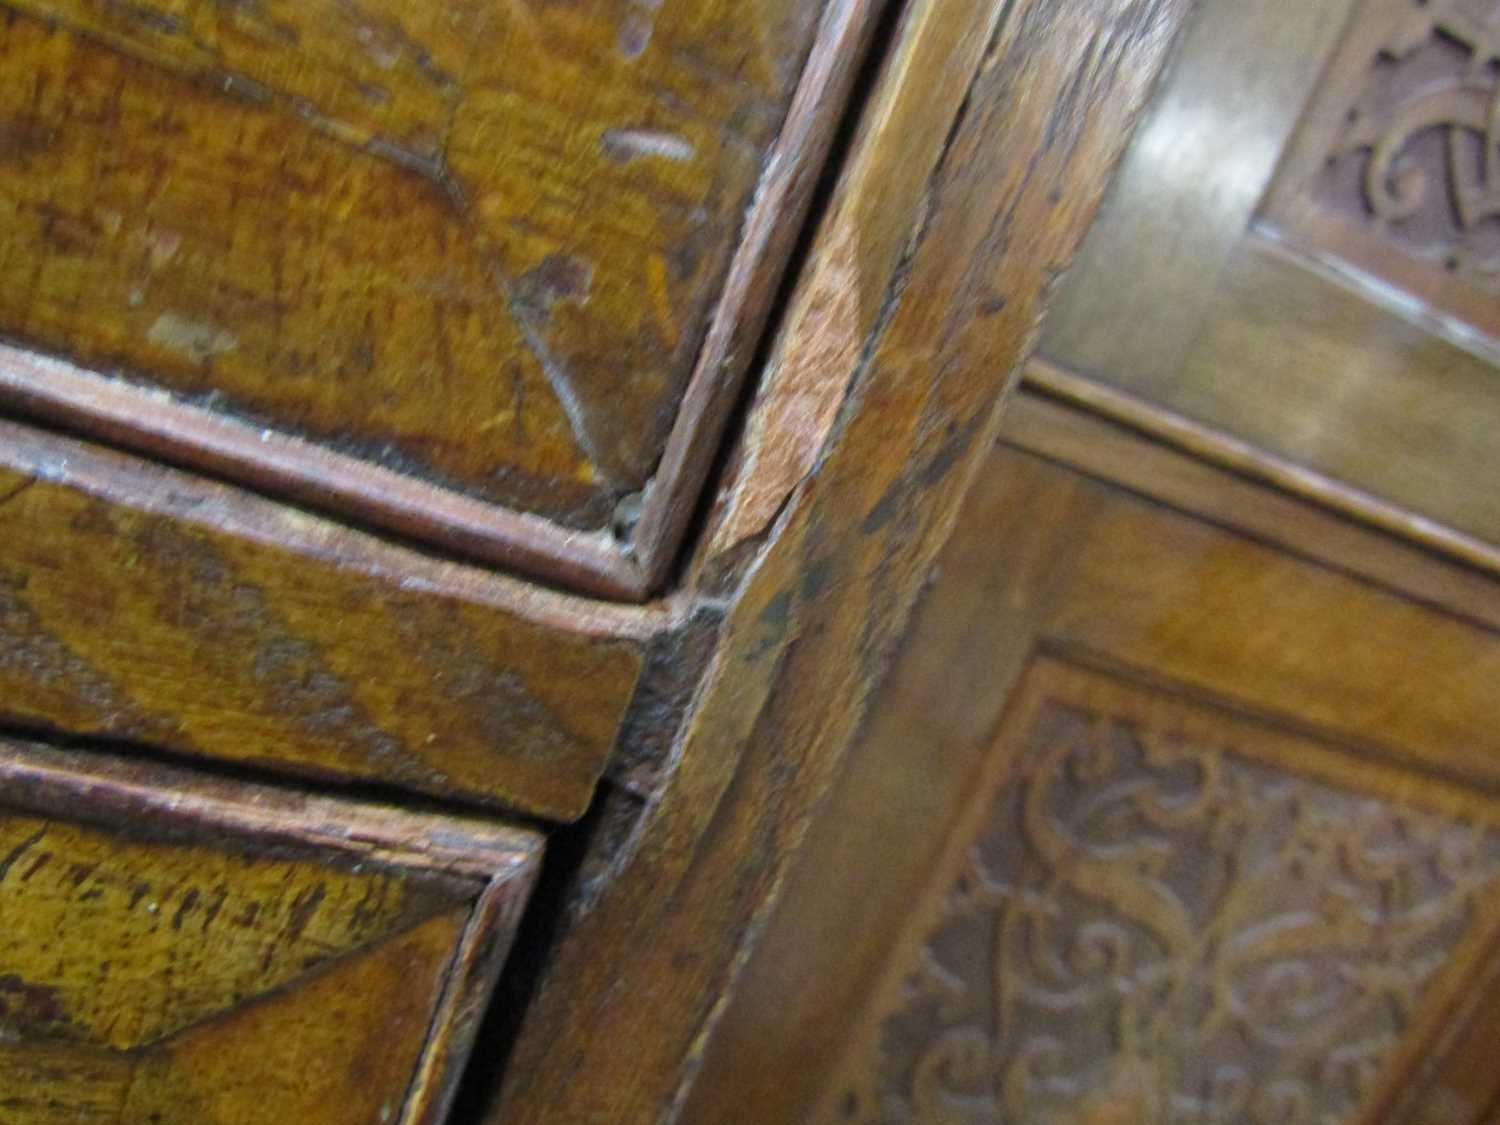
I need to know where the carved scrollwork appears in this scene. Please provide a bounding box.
[1315,0,1500,282]
[831,693,1500,1124]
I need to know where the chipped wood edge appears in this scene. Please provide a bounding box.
[0,737,542,881]
[486,0,1206,1115]
[702,0,1013,564]
[1023,355,1500,580]
[614,0,889,594]
[0,0,888,603]
[402,865,541,1125]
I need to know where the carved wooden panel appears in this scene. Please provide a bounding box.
[0,737,540,1124]
[820,660,1500,1125]
[0,0,874,595]
[1266,0,1500,343]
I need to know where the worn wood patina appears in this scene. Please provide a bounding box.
[0,0,882,596]
[0,738,540,1124]
[0,417,666,820]
[480,0,1201,1116]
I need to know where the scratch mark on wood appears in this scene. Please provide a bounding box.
[600,127,696,164]
[617,0,665,59]
[147,313,238,363]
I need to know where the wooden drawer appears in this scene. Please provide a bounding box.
[0,737,539,1124]
[0,415,666,821]
[0,0,878,598]
[1036,0,1500,572]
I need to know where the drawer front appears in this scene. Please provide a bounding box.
[0,0,874,596]
[0,416,657,821]
[0,739,540,1125]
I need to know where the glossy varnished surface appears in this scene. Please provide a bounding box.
[689,393,1500,1124]
[0,739,540,1124]
[0,418,659,820]
[1039,0,1500,559]
[484,0,1200,1117]
[0,0,878,594]
[1039,0,1355,385]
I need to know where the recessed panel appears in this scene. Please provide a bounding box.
[821,661,1500,1124]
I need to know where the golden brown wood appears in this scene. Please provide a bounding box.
[484,0,1200,1117]
[0,737,540,1124]
[815,660,1500,1123]
[1038,0,1500,558]
[705,0,1008,561]
[1022,357,1500,595]
[689,412,1500,1125]
[0,0,882,597]
[1039,0,1356,386]
[0,416,667,820]
[1168,235,1500,549]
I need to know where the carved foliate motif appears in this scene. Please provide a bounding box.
[826,681,1500,1124]
[1321,0,1500,277]
[1268,0,1500,336]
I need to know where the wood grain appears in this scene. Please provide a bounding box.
[1021,358,1500,593]
[690,414,1500,1125]
[0,416,664,821]
[705,0,1005,561]
[483,0,1200,1117]
[0,0,809,509]
[0,0,877,596]
[0,736,540,1124]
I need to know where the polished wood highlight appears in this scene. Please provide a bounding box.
[1040,0,1500,555]
[1003,384,1500,632]
[486,0,1200,1117]
[1039,0,1356,388]
[0,0,882,598]
[687,398,1500,1125]
[0,737,540,1124]
[0,416,665,821]
[1023,356,1500,585]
